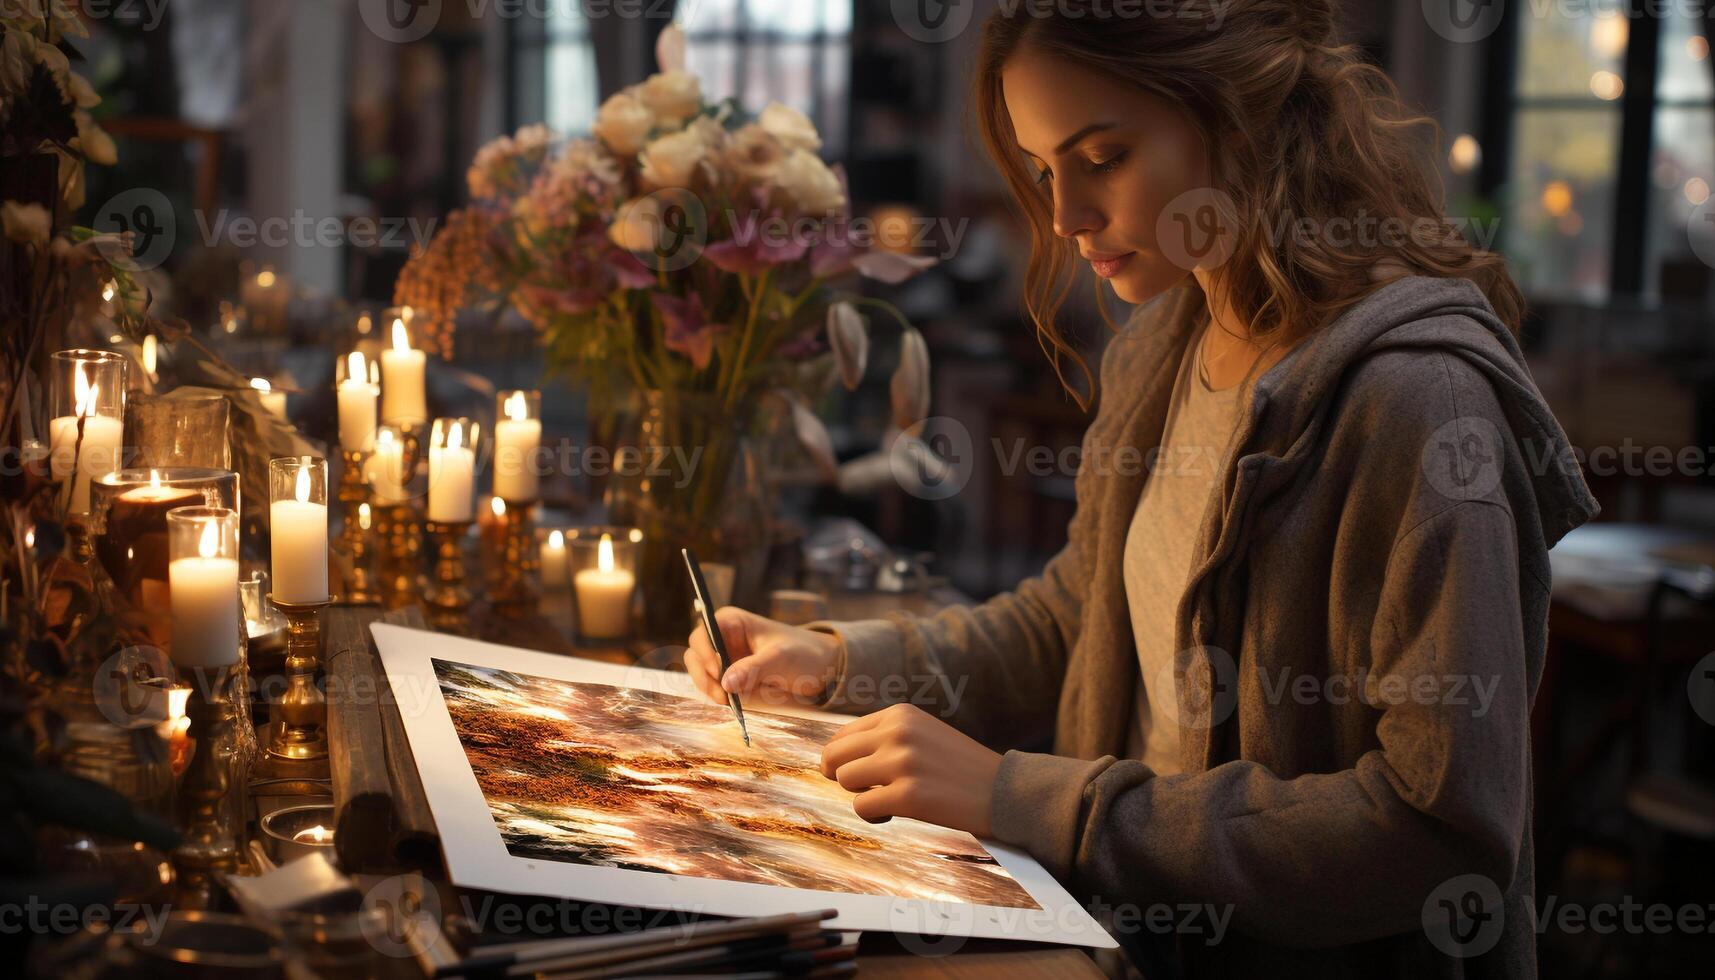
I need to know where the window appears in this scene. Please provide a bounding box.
[1500,7,1714,302]
[512,1,600,137]
[680,0,852,157]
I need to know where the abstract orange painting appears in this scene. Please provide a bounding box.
[434,659,1039,909]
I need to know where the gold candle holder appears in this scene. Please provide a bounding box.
[266,595,330,761]
[490,501,538,609]
[337,449,381,605]
[173,663,243,910]
[425,521,473,626]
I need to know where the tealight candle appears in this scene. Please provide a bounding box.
[167,507,240,667]
[49,350,127,515]
[269,457,329,603]
[493,389,542,503]
[380,315,426,427]
[251,378,287,419]
[336,351,379,453]
[571,529,638,640]
[427,418,477,523]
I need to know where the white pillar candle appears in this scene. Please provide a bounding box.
[380,318,427,426]
[493,393,542,503]
[49,414,124,514]
[271,467,329,603]
[170,522,240,667]
[540,530,568,588]
[337,351,379,452]
[365,429,411,503]
[427,422,475,523]
[574,533,635,639]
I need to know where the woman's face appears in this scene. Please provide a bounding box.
[1001,46,1211,306]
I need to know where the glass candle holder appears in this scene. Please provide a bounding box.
[92,467,239,616]
[50,349,128,515]
[167,507,240,669]
[259,803,336,864]
[379,310,426,427]
[539,527,571,589]
[335,350,379,454]
[364,425,414,504]
[568,527,641,642]
[125,390,231,470]
[426,418,479,524]
[269,457,329,604]
[492,389,542,503]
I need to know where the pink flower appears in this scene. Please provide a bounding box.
[655,292,725,370]
[704,208,807,274]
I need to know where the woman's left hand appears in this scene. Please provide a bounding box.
[819,703,1003,838]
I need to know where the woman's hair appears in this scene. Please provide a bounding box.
[974,0,1524,406]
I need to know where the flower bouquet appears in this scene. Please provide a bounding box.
[396,26,935,635]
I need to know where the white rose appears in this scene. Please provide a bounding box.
[639,70,702,126]
[722,124,784,184]
[774,149,844,216]
[593,90,653,156]
[639,129,708,190]
[758,102,821,153]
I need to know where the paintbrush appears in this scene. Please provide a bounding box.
[683,547,752,747]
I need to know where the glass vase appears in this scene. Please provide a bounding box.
[602,389,773,643]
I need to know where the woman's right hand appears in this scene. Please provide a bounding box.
[683,607,843,707]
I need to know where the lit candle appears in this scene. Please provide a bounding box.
[270,458,329,603]
[336,351,379,452]
[251,377,287,419]
[293,825,334,845]
[97,469,200,604]
[50,361,126,514]
[168,508,240,667]
[540,529,568,588]
[364,427,411,503]
[380,317,427,426]
[574,532,635,639]
[493,390,542,503]
[427,419,476,523]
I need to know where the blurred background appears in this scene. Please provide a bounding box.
[56,2,1715,974]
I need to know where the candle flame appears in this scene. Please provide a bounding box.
[101,280,116,302]
[598,532,614,573]
[24,527,34,550]
[167,685,191,722]
[142,334,158,375]
[548,529,565,550]
[257,267,276,288]
[149,469,161,491]
[346,350,367,384]
[294,464,311,503]
[377,428,396,450]
[391,318,410,352]
[198,519,219,559]
[294,825,333,844]
[504,391,528,422]
[491,496,506,518]
[447,420,464,451]
[250,377,272,393]
[73,365,98,417]
[358,502,372,531]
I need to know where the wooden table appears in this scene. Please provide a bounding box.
[319,599,1103,978]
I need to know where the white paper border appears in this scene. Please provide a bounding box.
[371,624,1116,948]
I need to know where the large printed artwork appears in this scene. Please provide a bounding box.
[433,659,1039,909]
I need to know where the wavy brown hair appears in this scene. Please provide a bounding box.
[974,0,1524,407]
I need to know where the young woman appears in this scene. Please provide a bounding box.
[686,1,1597,974]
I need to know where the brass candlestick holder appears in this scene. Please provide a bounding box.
[266,594,329,762]
[425,521,473,627]
[490,501,539,610]
[379,501,422,607]
[336,449,381,605]
[173,664,243,910]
